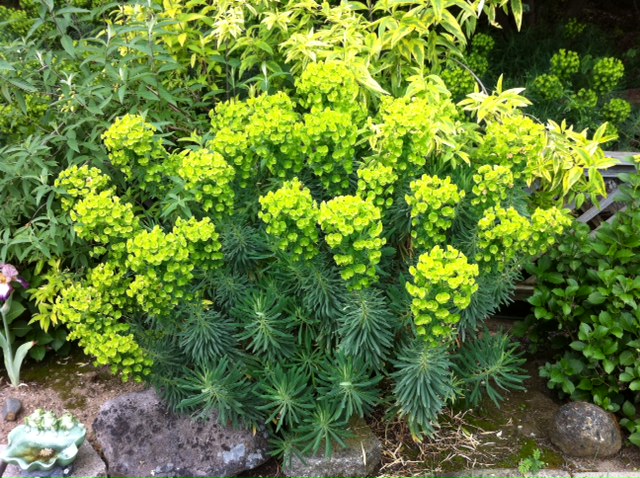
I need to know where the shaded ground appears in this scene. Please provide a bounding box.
[4,331,640,478]
[0,350,144,451]
[242,341,640,478]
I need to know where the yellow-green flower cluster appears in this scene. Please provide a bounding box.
[125,218,221,316]
[375,97,437,173]
[318,196,385,291]
[471,33,495,56]
[529,207,573,252]
[466,52,489,76]
[176,148,235,217]
[563,18,586,39]
[301,108,357,195]
[406,175,464,250]
[406,245,478,347]
[441,65,476,99]
[102,114,167,185]
[531,74,565,101]
[295,61,362,116]
[210,98,254,132]
[0,5,33,39]
[248,93,304,178]
[259,178,319,261]
[55,165,113,211]
[69,189,141,258]
[476,207,530,269]
[603,98,632,125]
[209,94,305,184]
[476,206,571,271]
[53,263,152,382]
[592,57,625,95]
[172,217,223,271]
[356,161,398,209]
[570,88,598,112]
[477,115,546,179]
[550,49,580,82]
[0,93,48,137]
[208,98,257,187]
[471,165,514,208]
[207,128,254,188]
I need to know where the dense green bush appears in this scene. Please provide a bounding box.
[527,164,640,446]
[483,13,639,149]
[527,48,631,139]
[0,0,628,459]
[50,58,612,454]
[0,0,527,282]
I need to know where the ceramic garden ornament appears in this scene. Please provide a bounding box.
[2,409,87,471]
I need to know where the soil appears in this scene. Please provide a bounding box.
[3,326,640,478]
[0,348,144,451]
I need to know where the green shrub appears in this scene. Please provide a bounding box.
[0,0,624,459]
[528,168,640,446]
[526,48,631,141]
[50,60,607,456]
[550,49,580,82]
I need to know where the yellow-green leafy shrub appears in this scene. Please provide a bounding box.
[51,59,612,454]
[318,196,385,291]
[259,178,320,261]
[406,245,478,346]
[471,165,515,208]
[406,175,465,250]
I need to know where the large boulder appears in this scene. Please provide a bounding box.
[283,418,381,477]
[549,402,622,458]
[93,389,269,477]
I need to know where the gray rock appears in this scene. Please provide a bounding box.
[93,389,269,477]
[283,418,381,478]
[549,402,622,458]
[1,442,106,478]
[3,398,22,422]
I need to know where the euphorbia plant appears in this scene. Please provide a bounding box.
[49,60,595,456]
[0,264,34,387]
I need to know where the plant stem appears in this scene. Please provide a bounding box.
[1,297,14,362]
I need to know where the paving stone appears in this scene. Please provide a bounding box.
[283,418,381,477]
[439,468,571,477]
[0,442,106,478]
[573,473,640,477]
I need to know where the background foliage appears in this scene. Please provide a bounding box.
[0,0,634,458]
[525,166,640,446]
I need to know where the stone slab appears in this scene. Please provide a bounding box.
[440,468,571,477]
[283,418,381,477]
[93,389,269,477]
[573,473,640,477]
[0,442,106,478]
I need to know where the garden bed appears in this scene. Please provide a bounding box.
[4,322,640,478]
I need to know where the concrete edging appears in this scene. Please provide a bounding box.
[440,469,640,477]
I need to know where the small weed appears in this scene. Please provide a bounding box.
[518,448,546,477]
